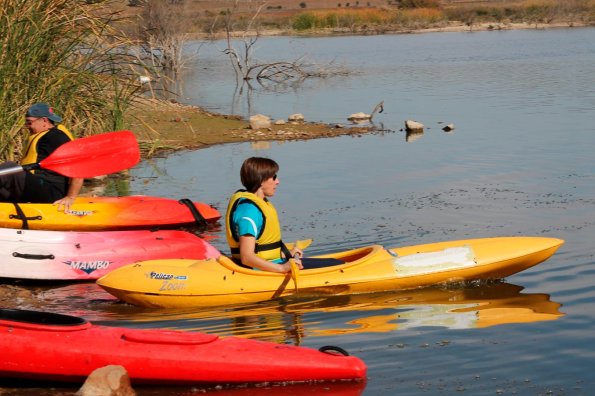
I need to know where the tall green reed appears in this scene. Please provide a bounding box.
[0,0,147,161]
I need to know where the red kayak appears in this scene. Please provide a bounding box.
[0,309,367,385]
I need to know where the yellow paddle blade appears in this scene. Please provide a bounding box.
[285,239,313,251]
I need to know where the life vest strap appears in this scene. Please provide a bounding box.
[231,240,293,264]
[230,240,285,254]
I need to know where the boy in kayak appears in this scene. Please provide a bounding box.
[0,103,82,211]
[225,157,303,273]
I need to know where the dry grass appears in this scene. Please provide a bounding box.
[163,0,594,35]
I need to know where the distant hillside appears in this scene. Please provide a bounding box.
[107,0,594,35]
[112,0,535,15]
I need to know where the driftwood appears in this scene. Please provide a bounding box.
[370,101,384,121]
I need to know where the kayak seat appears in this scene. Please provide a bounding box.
[0,308,87,326]
[225,256,345,270]
[302,257,345,269]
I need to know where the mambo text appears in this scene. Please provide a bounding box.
[65,260,111,274]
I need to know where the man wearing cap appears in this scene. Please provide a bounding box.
[0,103,83,211]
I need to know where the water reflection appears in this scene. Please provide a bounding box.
[0,379,367,396]
[405,129,423,143]
[36,282,562,345]
[168,381,367,396]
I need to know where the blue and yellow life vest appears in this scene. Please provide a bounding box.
[225,190,283,262]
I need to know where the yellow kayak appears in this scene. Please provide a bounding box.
[97,236,564,308]
[0,196,220,230]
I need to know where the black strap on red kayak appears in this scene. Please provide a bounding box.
[319,345,350,356]
[178,198,207,226]
[9,202,41,229]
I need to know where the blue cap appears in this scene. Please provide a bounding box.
[26,103,62,123]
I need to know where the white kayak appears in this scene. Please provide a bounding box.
[0,228,220,280]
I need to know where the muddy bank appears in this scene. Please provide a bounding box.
[127,98,382,157]
[0,283,46,310]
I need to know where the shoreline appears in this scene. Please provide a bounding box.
[127,98,385,157]
[190,21,591,40]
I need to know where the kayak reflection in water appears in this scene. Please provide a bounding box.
[225,157,304,273]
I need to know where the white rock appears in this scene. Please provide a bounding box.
[249,114,272,130]
[288,113,304,122]
[347,112,370,121]
[405,120,424,131]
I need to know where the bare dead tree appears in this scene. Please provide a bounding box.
[136,0,192,77]
[221,0,355,113]
[223,1,352,86]
[223,0,267,82]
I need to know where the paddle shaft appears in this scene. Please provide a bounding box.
[0,164,34,177]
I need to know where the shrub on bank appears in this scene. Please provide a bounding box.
[286,0,594,33]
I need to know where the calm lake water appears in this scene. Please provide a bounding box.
[9,28,595,395]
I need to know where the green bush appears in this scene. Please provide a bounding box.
[292,13,317,30]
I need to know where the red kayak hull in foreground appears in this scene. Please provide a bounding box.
[0,309,367,385]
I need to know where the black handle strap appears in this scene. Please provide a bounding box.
[12,252,55,260]
[178,198,207,226]
[9,202,43,229]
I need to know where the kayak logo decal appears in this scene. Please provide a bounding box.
[149,272,174,280]
[65,209,95,217]
[65,260,111,274]
[147,272,188,281]
[159,279,187,292]
[146,272,188,291]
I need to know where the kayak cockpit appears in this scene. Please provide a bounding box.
[0,308,91,331]
[216,245,389,274]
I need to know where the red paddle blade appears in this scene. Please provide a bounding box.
[39,130,140,178]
